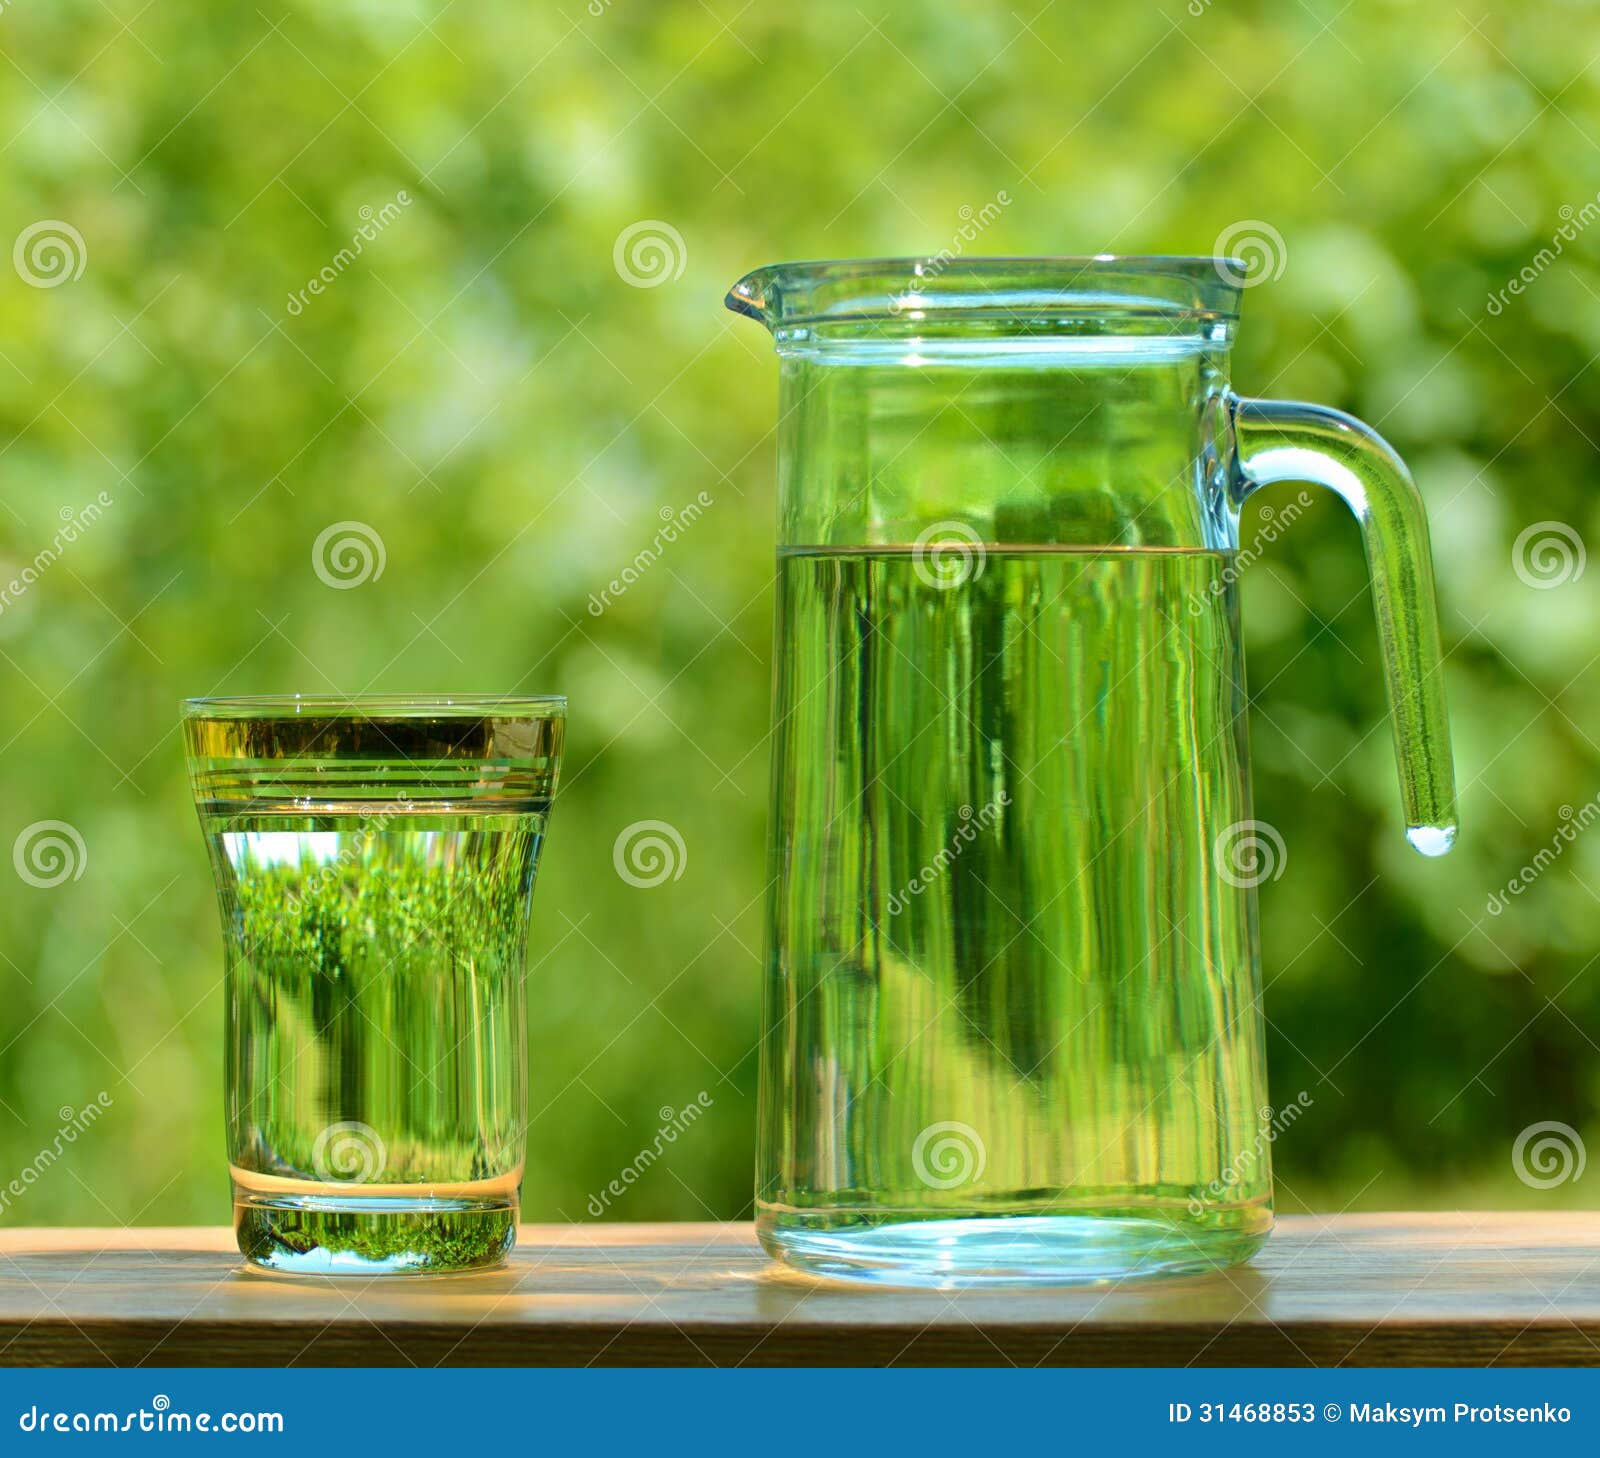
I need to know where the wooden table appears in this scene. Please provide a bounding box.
[1,1214,1597,1366]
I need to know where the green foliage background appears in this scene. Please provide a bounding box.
[2,0,1597,1225]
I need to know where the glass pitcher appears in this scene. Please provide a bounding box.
[725,256,1455,1287]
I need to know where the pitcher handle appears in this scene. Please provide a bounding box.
[1228,394,1458,857]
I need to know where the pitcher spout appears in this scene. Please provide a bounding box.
[725,266,778,330]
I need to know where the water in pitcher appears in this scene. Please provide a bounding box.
[758,544,1274,1283]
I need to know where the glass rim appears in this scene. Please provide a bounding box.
[181,693,566,720]
[726,254,1248,329]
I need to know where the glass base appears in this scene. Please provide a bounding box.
[235,1191,517,1275]
[757,1210,1271,1288]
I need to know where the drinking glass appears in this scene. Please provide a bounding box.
[182,695,565,1275]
